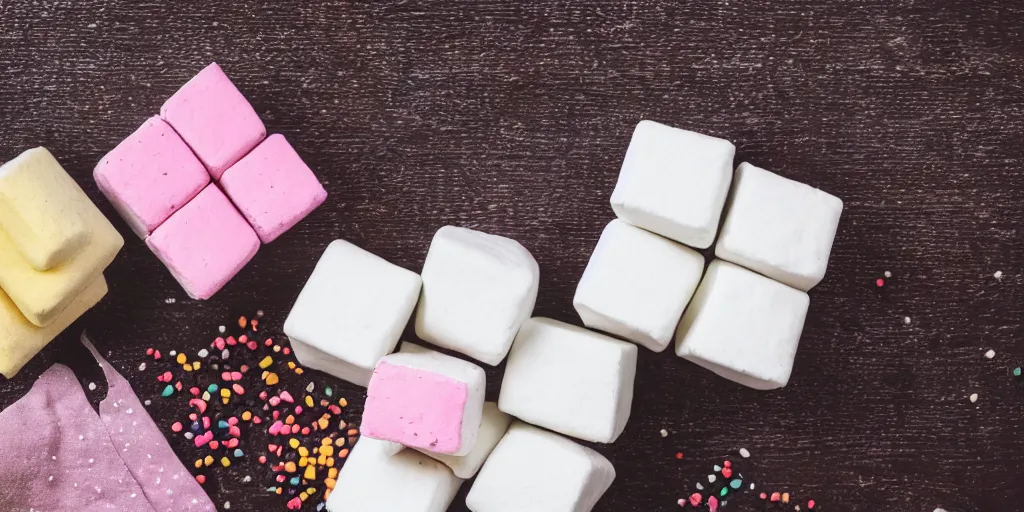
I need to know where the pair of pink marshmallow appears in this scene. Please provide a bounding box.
[94,63,327,299]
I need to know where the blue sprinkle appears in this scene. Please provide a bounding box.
[218,420,229,429]
[267,486,277,493]
[233,449,244,458]
[290,476,300,486]
[730,479,743,489]
[713,465,722,472]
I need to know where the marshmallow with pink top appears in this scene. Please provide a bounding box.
[362,349,486,456]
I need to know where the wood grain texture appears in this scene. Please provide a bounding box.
[2,0,1024,510]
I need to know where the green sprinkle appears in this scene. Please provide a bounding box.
[207,384,219,393]
[161,385,174,397]
[325,387,333,397]
[719,487,729,497]
[730,479,742,489]
[267,487,277,492]
[1014,367,1021,377]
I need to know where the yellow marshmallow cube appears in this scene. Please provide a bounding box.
[0,148,90,271]
[0,148,123,327]
[0,275,107,377]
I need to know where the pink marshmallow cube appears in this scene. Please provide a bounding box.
[219,134,327,243]
[362,351,486,456]
[146,184,259,300]
[94,116,210,238]
[160,62,266,179]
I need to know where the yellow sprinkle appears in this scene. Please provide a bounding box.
[324,477,336,490]
[220,388,231,398]
[272,345,281,353]
[220,457,231,468]
[289,438,300,449]
[305,396,314,408]
[204,455,214,466]
[298,447,309,457]
[317,454,327,466]
[284,461,297,473]
[222,397,229,405]
[321,446,334,457]
[327,456,335,466]
[183,363,193,372]
[299,492,308,501]
[194,459,202,469]
[295,368,304,375]
[299,457,308,467]
[287,361,296,369]
[338,398,348,407]
[175,353,187,364]
[275,488,282,495]
[320,437,332,446]
[324,489,332,501]
[242,411,252,421]
[327,468,338,479]
[307,487,316,495]
[304,465,316,480]
[258,356,273,369]
[334,438,344,447]
[265,373,279,385]
[192,361,201,370]
[782,493,790,504]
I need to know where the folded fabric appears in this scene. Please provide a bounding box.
[0,335,214,511]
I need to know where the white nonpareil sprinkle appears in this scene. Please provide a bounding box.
[169,350,177,356]
[79,435,84,440]
[224,502,231,509]
[994,271,1003,281]
[884,270,892,278]
[88,382,97,391]
[126,408,134,414]
[696,483,704,491]
[144,400,151,406]
[659,429,668,438]
[184,432,194,440]
[739,447,751,458]
[750,483,755,490]
[138,362,146,371]
[218,325,226,334]
[903,316,912,325]
[985,349,996,359]
[708,474,716,483]
[198,349,209,358]
[969,393,978,403]
[131,493,137,498]
[48,476,53,482]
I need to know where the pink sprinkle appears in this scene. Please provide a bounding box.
[174,381,183,391]
[771,492,780,502]
[214,337,226,350]
[232,384,245,395]
[808,500,816,509]
[708,496,718,512]
[209,440,219,450]
[240,365,249,373]
[252,416,262,425]
[287,497,302,509]
[226,438,239,448]
[329,405,341,415]
[264,339,273,347]
[724,460,731,468]
[276,474,286,483]
[171,422,183,432]
[229,426,241,438]
[688,493,701,506]
[153,350,161,360]
[189,387,200,396]
[276,447,283,456]
[258,455,267,464]
[269,397,281,407]
[677,499,685,507]
[294,406,304,415]
[300,426,309,435]
[760,493,767,499]
[228,417,239,426]
[226,336,237,346]
[247,341,258,350]
[269,421,284,435]
[259,391,268,400]
[194,432,212,448]
[160,371,172,382]
[231,371,243,381]
[189,413,198,421]
[239,335,248,344]
[283,348,291,355]
[202,416,211,429]
[272,411,280,420]
[280,391,294,403]
[221,372,233,381]
[146,348,154,355]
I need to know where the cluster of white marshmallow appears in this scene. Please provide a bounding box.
[579,120,843,390]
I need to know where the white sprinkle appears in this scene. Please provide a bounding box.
[903,316,912,325]
[126,408,134,414]
[89,458,94,463]
[985,349,996,359]
[131,494,137,498]
[708,474,716,483]
[935,509,948,512]
[659,429,668,438]
[166,489,173,495]
[165,298,176,304]
[222,349,230,359]
[750,483,755,490]
[52,456,57,460]
[739,447,751,458]
[994,271,1003,281]
[884,270,892,278]
[87,23,97,28]
[696,483,704,491]
[155,477,161,485]
[198,349,209,358]
[88,382,97,391]
[969,393,979,403]
[169,350,177,356]
[306,382,315,393]
[184,432,194,440]
[112,402,118,408]
[218,325,226,334]
[48,476,53,482]
[796,506,801,511]
[79,435,84,440]
[224,502,231,509]
[257,310,264,317]
[211,364,219,370]
[138,362,146,371]
[144,400,151,406]
[242,475,252,483]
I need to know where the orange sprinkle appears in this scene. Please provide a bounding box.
[238,316,247,328]
[284,461,297,473]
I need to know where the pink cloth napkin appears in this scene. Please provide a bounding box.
[0,335,214,512]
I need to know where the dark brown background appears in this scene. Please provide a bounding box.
[2,1,1023,511]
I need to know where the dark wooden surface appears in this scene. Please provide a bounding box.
[2,1,1024,510]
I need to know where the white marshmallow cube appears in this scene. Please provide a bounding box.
[675,260,810,390]
[573,219,705,351]
[498,317,637,443]
[362,349,486,456]
[466,421,615,512]
[415,226,539,365]
[284,240,422,387]
[326,437,462,512]
[398,342,512,477]
[610,120,735,249]
[715,162,843,291]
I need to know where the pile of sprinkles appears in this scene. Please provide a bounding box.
[676,450,816,511]
[139,311,359,511]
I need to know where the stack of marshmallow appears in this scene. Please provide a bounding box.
[577,119,843,390]
[0,147,124,377]
[95,63,327,300]
[285,228,630,511]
